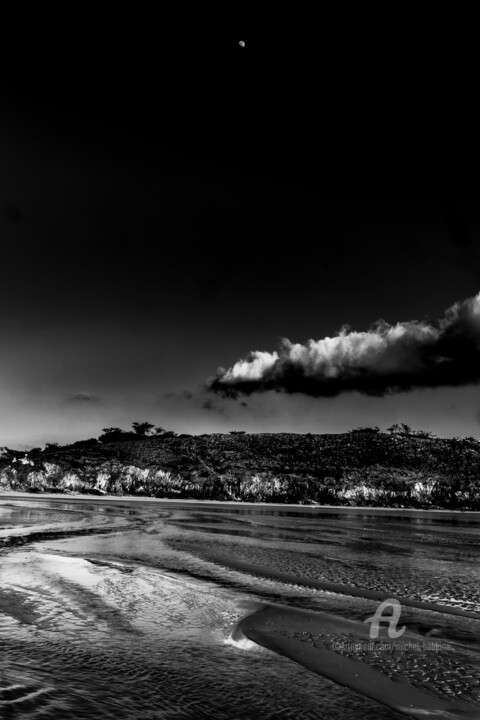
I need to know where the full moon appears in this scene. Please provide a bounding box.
[239,41,245,47]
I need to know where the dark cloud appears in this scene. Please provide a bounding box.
[163,390,194,401]
[164,389,228,414]
[201,398,226,414]
[208,292,480,399]
[66,392,101,403]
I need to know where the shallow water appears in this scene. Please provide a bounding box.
[1,497,480,718]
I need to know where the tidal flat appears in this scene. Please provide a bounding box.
[1,495,480,719]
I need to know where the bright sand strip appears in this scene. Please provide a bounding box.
[3,492,480,514]
[236,604,480,719]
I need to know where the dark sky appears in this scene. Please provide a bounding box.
[2,24,480,446]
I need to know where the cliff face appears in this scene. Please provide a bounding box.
[1,431,480,508]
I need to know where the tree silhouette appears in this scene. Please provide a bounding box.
[102,427,124,436]
[132,421,155,436]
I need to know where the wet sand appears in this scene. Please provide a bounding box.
[2,496,480,718]
[236,604,480,719]
[3,490,480,514]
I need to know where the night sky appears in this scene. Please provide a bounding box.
[1,25,479,447]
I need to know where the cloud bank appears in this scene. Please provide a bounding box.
[208,292,480,398]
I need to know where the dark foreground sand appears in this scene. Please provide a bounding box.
[235,604,480,719]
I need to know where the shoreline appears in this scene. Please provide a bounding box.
[2,490,480,515]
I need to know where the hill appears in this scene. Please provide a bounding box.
[1,429,480,508]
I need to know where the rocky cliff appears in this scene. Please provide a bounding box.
[1,430,480,508]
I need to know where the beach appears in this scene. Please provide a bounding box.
[1,495,480,718]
